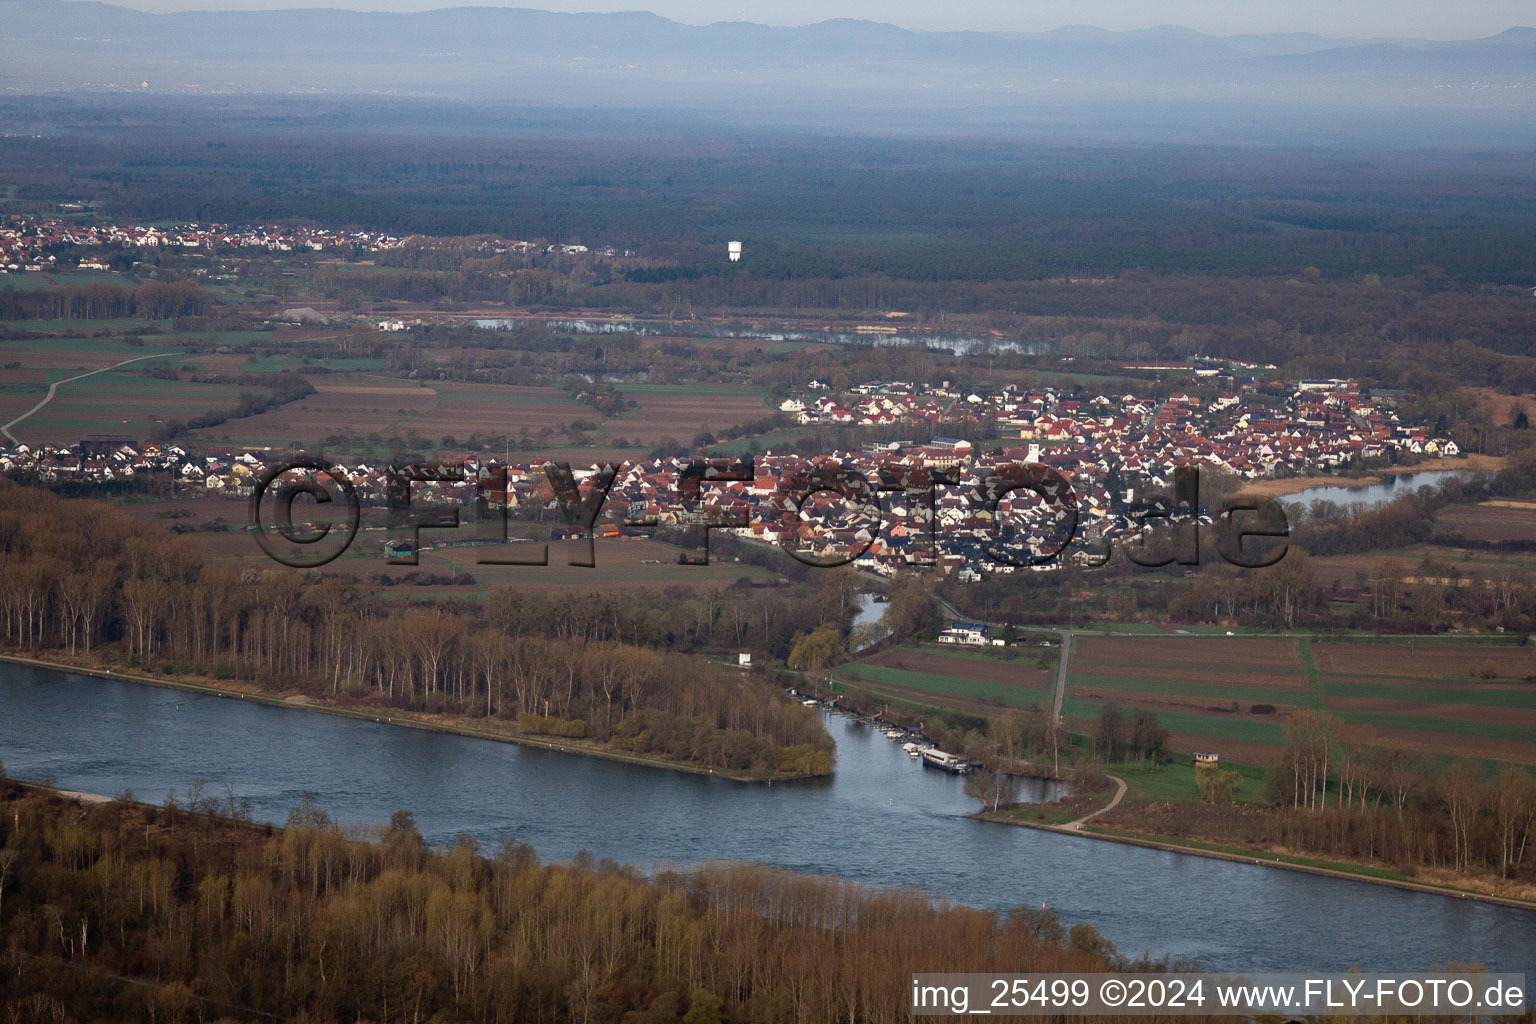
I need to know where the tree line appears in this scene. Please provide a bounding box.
[0,481,835,777]
[1266,710,1536,879]
[0,782,1173,1024]
[0,280,210,320]
[1100,708,1536,887]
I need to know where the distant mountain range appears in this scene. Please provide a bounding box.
[2,0,1532,119]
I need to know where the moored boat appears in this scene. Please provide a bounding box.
[919,748,971,773]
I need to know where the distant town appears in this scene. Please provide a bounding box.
[0,214,629,274]
[2,372,1463,577]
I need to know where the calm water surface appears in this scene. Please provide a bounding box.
[1284,469,1471,508]
[1,664,1531,974]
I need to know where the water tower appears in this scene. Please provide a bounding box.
[727,240,742,262]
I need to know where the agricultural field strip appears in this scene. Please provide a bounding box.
[1325,710,1536,745]
[840,665,1051,706]
[1297,639,1326,709]
[1071,657,1303,674]
[1066,673,1308,706]
[438,391,590,404]
[914,648,1050,666]
[1321,678,1536,705]
[1066,691,1531,745]
[1060,700,1288,745]
[1310,646,1535,676]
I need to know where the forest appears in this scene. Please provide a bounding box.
[0,783,1157,1024]
[0,480,837,777]
[0,280,210,321]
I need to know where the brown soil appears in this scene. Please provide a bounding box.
[1074,635,1302,668]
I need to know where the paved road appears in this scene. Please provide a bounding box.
[1052,630,1073,721]
[0,353,177,445]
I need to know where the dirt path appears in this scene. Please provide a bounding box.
[0,352,177,444]
[1066,774,1126,829]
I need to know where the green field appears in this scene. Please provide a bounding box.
[843,631,1536,767]
[835,663,1052,708]
[1115,751,1270,803]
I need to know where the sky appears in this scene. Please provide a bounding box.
[99,0,1536,39]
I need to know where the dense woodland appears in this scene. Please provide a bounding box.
[0,280,211,321]
[0,784,1160,1024]
[0,481,835,777]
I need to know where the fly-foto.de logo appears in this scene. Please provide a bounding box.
[247,457,1290,572]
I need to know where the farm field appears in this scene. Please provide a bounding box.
[0,367,47,425]
[1066,635,1536,765]
[608,383,776,446]
[0,332,173,368]
[1311,640,1536,763]
[0,269,126,289]
[833,643,1057,713]
[1308,544,1536,589]
[1435,500,1536,544]
[191,375,443,446]
[12,369,242,445]
[402,535,784,595]
[844,631,1536,767]
[1064,634,1310,763]
[394,381,597,440]
[651,335,818,355]
[186,377,779,453]
[163,496,785,596]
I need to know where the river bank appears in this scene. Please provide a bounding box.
[0,651,823,784]
[975,807,1536,913]
[6,661,1533,971]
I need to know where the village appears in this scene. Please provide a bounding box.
[0,372,1463,579]
[0,214,627,274]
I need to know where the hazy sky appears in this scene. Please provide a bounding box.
[103,0,1536,37]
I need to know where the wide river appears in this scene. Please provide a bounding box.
[1,663,1531,973]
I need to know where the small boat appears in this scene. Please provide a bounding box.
[884,728,904,740]
[902,742,923,758]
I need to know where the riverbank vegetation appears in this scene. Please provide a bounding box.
[833,640,1536,898]
[1095,708,1536,895]
[0,480,834,778]
[0,782,1165,1024]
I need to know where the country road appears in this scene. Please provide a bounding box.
[1052,631,1073,722]
[0,353,177,445]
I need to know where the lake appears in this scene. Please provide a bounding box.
[1283,468,1472,508]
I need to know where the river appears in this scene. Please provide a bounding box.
[0,663,1531,973]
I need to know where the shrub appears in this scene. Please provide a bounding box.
[516,712,589,739]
